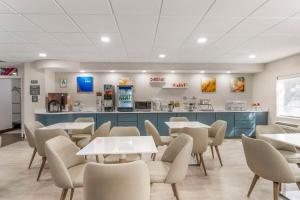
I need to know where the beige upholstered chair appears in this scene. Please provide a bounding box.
[183,127,209,175]
[147,134,193,200]
[45,136,88,200]
[35,128,68,181]
[256,125,300,164]
[144,120,173,160]
[24,121,44,169]
[84,161,150,200]
[169,117,189,137]
[242,135,300,200]
[208,120,227,166]
[70,117,94,141]
[77,121,111,148]
[104,127,141,164]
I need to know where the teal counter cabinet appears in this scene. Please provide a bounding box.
[216,112,235,137]
[137,113,157,136]
[196,112,216,126]
[96,113,117,128]
[157,113,177,136]
[35,114,74,126]
[35,111,268,138]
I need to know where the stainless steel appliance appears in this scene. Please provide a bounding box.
[135,101,152,111]
[117,85,134,112]
[103,84,115,112]
[198,99,214,111]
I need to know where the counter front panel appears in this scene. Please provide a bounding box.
[36,111,268,138]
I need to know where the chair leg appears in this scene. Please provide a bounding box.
[37,157,47,181]
[247,174,259,197]
[70,188,74,200]
[195,153,201,165]
[210,145,214,159]
[152,153,156,161]
[273,182,280,200]
[96,155,99,163]
[60,189,68,200]
[215,146,223,166]
[199,154,207,176]
[171,183,180,200]
[296,182,300,190]
[28,148,37,169]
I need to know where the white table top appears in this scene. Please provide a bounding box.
[77,136,158,156]
[165,121,211,129]
[260,133,300,148]
[41,122,94,130]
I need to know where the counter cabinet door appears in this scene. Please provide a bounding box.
[35,114,74,126]
[176,113,197,121]
[196,113,216,126]
[216,112,235,138]
[157,113,177,136]
[137,113,158,136]
[96,113,117,129]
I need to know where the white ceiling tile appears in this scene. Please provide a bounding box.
[0,1,15,13]
[56,0,111,14]
[0,32,25,43]
[207,0,266,18]
[264,18,300,34]
[53,33,92,44]
[154,16,200,50]
[227,18,282,37]
[161,0,214,16]
[0,14,42,31]
[1,0,62,14]
[251,0,300,18]
[71,15,118,33]
[111,0,161,15]
[13,32,59,43]
[25,14,80,32]
[116,15,158,58]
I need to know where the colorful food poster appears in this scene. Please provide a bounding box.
[77,76,93,92]
[231,77,245,92]
[201,78,216,92]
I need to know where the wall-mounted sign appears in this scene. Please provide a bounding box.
[163,82,189,89]
[60,79,67,88]
[201,77,216,92]
[150,76,165,83]
[32,95,38,103]
[0,68,18,76]
[30,85,40,95]
[77,76,93,92]
[31,80,38,84]
[231,77,245,92]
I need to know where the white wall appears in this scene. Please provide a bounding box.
[0,79,12,130]
[253,54,300,125]
[55,72,254,109]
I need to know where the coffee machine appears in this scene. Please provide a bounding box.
[47,93,71,112]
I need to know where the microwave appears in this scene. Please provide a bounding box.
[135,101,152,111]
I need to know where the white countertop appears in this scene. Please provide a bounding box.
[77,136,158,156]
[165,121,211,129]
[260,133,300,148]
[35,109,268,115]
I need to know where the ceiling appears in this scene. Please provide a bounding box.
[0,0,300,64]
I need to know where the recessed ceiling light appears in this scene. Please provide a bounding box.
[142,70,147,73]
[101,36,111,43]
[200,70,205,74]
[226,71,231,74]
[159,54,166,58]
[197,37,207,44]
[39,53,47,57]
[110,70,115,73]
[80,70,85,73]
[248,54,256,59]
[171,70,175,73]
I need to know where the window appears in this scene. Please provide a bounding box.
[276,74,300,118]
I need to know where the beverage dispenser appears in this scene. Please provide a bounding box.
[103,84,115,112]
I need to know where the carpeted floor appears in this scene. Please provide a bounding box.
[0,139,296,200]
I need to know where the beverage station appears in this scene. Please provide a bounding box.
[36,75,268,138]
